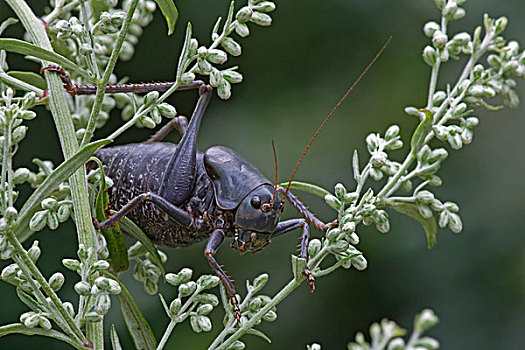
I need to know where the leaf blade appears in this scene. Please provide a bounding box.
[7,70,47,89]
[15,139,112,242]
[105,273,157,350]
[119,217,165,276]
[278,181,330,199]
[0,38,91,80]
[387,202,437,248]
[410,109,433,152]
[153,0,178,35]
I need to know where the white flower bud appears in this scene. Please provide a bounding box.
[207,49,228,64]
[178,281,197,297]
[432,31,448,50]
[423,21,440,38]
[495,16,508,35]
[236,7,253,22]
[49,272,65,291]
[250,11,272,26]
[181,72,195,85]
[235,22,250,37]
[221,37,242,56]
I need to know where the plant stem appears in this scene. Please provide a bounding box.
[157,289,202,350]
[44,0,81,24]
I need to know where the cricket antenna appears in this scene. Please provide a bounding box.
[270,140,279,207]
[283,36,393,202]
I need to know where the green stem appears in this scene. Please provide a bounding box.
[107,79,182,140]
[44,0,81,24]
[80,0,140,147]
[1,113,13,213]
[157,320,176,350]
[157,289,202,350]
[77,0,100,77]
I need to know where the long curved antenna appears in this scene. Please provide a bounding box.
[283,36,393,202]
[269,140,279,207]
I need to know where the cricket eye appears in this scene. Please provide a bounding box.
[250,195,261,209]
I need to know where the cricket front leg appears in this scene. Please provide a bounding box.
[278,186,335,231]
[205,229,241,321]
[271,219,316,292]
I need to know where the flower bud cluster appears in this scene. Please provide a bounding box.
[348,309,439,350]
[231,273,276,326]
[412,145,448,186]
[469,40,525,109]
[29,196,72,231]
[364,126,403,182]
[1,241,42,287]
[432,116,478,150]
[61,243,119,322]
[54,17,84,40]
[0,91,40,211]
[96,11,127,34]
[162,267,223,333]
[129,244,167,295]
[183,1,274,100]
[20,311,53,330]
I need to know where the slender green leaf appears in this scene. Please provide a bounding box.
[110,324,123,350]
[153,0,178,35]
[245,328,272,343]
[105,273,157,350]
[93,158,129,272]
[0,70,43,94]
[291,254,307,282]
[278,181,331,199]
[387,202,437,248]
[410,109,433,152]
[16,287,43,312]
[0,324,83,349]
[7,70,47,89]
[176,22,192,79]
[119,217,165,276]
[0,38,91,80]
[15,139,112,242]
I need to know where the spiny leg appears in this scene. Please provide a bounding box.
[205,229,241,321]
[278,186,331,231]
[271,218,315,291]
[95,192,192,230]
[40,65,204,95]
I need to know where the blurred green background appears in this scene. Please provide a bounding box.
[1,0,524,349]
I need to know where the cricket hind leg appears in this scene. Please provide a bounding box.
[205,229,241,321]
[95,191,192,230]
[158,84,213,205]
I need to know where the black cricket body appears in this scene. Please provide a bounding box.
[95,143,282,250]
[85,82,327,320]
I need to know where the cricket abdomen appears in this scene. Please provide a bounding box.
[93,142,220,247]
